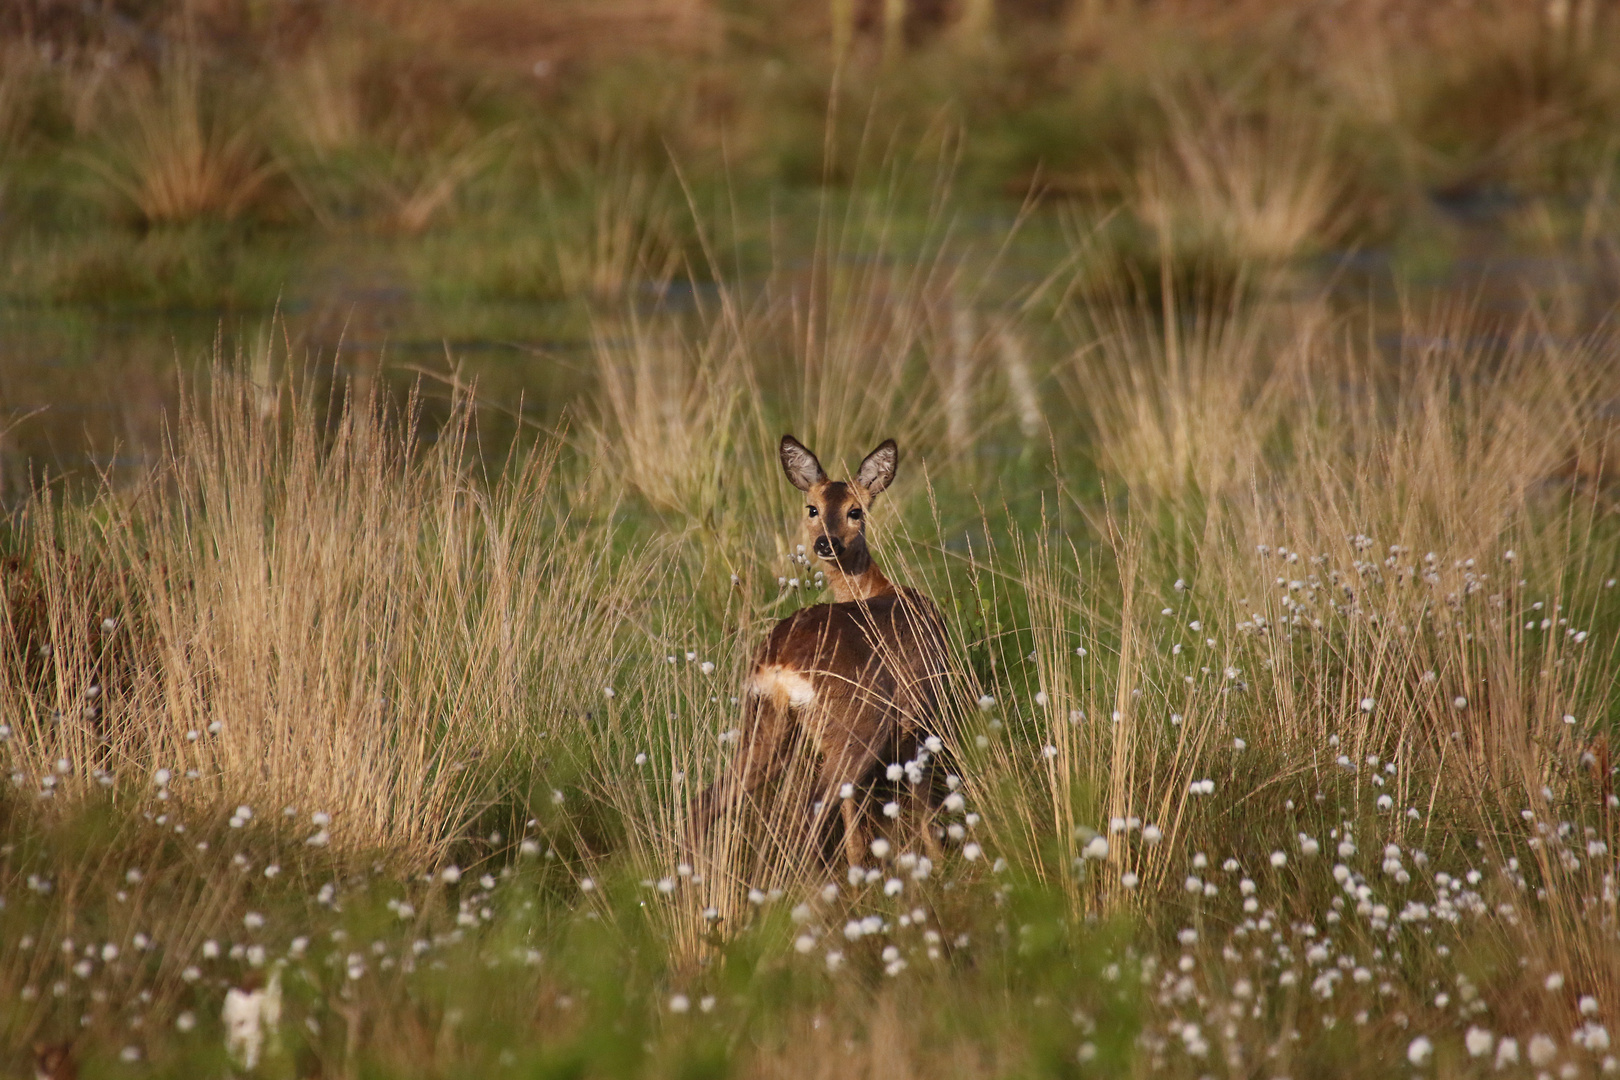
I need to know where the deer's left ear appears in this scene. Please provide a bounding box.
[855,439,898,497]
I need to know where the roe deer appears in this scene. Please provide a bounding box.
[690,435,950,867]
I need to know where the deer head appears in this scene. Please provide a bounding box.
[779,435,898,597]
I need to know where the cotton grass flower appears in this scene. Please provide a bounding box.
[223,972,281,1071]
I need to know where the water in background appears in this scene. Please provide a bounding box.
[3,199,1616,508]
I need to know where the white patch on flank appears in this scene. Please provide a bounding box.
[749,665,817,708]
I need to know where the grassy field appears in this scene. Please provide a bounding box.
[4,0,1620,312]
[4,1,1620,1077]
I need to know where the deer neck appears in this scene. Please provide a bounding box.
[826,547,895,603]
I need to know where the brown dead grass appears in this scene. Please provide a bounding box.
[0,364,643,861]
[87,53,277,225]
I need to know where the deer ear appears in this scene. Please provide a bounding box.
[855,439,898,496]
[780,435,826,492]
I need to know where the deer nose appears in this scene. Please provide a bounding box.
[813,535,836,558]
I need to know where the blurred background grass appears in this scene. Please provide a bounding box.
[3,0,1620,498]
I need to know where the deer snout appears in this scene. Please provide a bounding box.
[813,535,839,559]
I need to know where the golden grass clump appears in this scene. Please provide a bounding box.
[86,52,277,226]
[0,366,638,860]
[585,313,749,522]
[270,39,368,160]
[367,125,501,235]
[541,147,689,300]
[1063,281,1316,514]
[1135,92,1350,265]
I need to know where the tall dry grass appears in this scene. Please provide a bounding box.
[1135,91,1350,265]
[1061,280,1318,525]
[1,366,639,860]
[543,147,689,299]
[584,312,753,522]
[581,173,1051,536]
[86,52,277,225]
[271,39,368,160]
[1018,289,1619,1028]
[367,125,501,234]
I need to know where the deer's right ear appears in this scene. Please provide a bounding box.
[780,435,826,492]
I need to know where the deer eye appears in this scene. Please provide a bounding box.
[847,508,862,521]
[807,506,818,517]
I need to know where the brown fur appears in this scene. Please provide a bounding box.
[33,1041,76,1080]
[691,436,950,866]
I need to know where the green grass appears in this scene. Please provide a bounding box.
[4,1,1620,315]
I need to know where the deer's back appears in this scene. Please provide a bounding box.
[753,587,947,728]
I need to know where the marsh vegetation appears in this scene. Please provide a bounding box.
[3,2,1620,1077]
